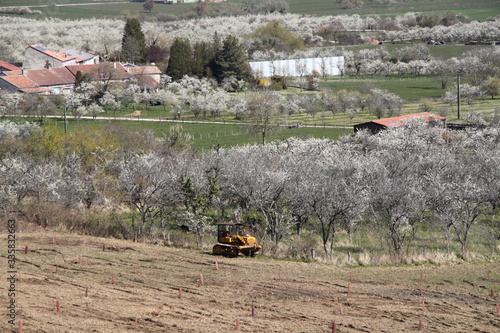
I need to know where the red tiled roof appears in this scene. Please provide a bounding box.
[372,112,446,127]
[1,75,38,88]
[65,63,131,80]
[0,60,21,72]
[24,67,75,86]
[127,65,162,75]
[28,45,77,63]
[136,75,162,90]
[2,70,23,76]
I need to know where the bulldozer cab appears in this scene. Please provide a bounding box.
[217,223,250,243]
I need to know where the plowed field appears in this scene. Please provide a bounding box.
[1,231,499,332]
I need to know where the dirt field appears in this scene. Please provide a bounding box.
[1,230,499,333]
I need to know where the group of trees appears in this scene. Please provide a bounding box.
[0,121,498,261]
[166,34,248,83]
[0,11,499,63]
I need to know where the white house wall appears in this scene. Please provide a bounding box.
[249,56,344,78]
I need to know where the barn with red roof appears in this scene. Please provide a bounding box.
[354,112,447,133]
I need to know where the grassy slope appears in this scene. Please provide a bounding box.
[0,230,498,332]
[1,0,499,20]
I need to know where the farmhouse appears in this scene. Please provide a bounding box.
[124,65,162,90]
[354,112,447,133]
[0,61,162,95]
[0,74,51,94]
[23,45,99,70]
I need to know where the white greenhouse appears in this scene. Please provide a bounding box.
[249,56,344,78]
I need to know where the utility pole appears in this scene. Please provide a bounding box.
[457,74,461,120]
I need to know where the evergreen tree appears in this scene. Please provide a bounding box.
[121,18,147,63]
[192,41,213,78]
[166,38,193,80]
[213,35,248,83]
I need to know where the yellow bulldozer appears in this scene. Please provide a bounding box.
[212,223,262,257]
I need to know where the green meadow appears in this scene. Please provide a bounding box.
[1,0,499,20]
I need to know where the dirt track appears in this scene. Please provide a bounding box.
[1,231,499,332]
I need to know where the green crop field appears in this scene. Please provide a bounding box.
[1,0,499,20]
[318,76,445,101]
[231,0,500,20]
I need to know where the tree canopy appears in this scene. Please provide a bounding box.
[121,17,147,63]
[213,35,249,83]
[166,38,193,81]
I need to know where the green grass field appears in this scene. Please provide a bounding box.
[44,117,352,149]
[317,75,446,101]
[1,0,499,20]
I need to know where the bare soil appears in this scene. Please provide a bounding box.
[1,231,499,332]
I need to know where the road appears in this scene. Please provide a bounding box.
[7,114,351,129]
[0,2,129,8]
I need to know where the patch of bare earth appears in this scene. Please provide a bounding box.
[1,231,499,332]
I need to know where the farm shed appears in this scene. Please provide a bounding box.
[354,112,447,134]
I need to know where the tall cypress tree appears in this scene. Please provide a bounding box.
[213,35,248,83]
[121,18,147,63]
[166,38,193,80]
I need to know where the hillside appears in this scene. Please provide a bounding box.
[2,229,499,332]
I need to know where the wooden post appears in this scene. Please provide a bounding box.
[85,287,88,298]
[421,299,426,311]
[111,276,115,284]
[419,273,424,282]
[178,288,183,299]
[78,254,83,264]
[199,273,204,286]
[215,261,219,270]
[235,319,240,331]
[347,284,351,295]
[457,74,461,120]
[491,289,496,298]
[332,321,337,333]
[418,318,423,331]
[18,320,23,333]
[157,304,161,317]
[251,305,256,317]
[102,243,106,251]
[496,303,500,314]
[339,303,344,315]
[24,246,28,254]
[52,236,56,245]
[56,300,61,313]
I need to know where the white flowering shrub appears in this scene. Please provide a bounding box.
[0,121,39,139]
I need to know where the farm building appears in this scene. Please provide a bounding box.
[249,56,344,78]
[23,45,99,70]
[354,112,447,133]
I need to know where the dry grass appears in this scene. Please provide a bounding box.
[1,230,499,332]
